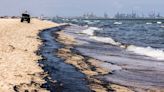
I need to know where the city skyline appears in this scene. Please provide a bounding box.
[0,0,163,17]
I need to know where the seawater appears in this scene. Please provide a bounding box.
[54,21,164,91]
[53,19,164,60]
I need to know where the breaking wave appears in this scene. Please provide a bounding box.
[114,22,122,25]
[81,27,101,36]
[81,27,164,60]
[90,36,121,46]
[127,45,164,60]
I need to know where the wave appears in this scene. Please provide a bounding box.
[81,27,101,36]
[146,22,152,25]
[92,36,164,60]
[81,26,164,60]
[157,21,162,24]
[127,45,164,60]
[90,36,121,46]
[92,37,164,60]
[84,20,94,25]
[114,22,122,25]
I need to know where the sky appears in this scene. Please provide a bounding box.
[0,0,163,17]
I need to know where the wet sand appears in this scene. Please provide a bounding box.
[55,25,133,92]
[55,25,164,92]
[0,19,58,92]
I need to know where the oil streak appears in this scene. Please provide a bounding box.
[38,26,91,92]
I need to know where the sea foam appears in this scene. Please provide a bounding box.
[81,27,100,36]
[114,22,122,25]
[127,45,164,60]
[90,36,121,46]
[81,27,164,60]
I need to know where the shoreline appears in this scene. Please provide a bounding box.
[2,19,163,91]
[38,25,91,92]
[55,27,133,92]
[56,24,164,92]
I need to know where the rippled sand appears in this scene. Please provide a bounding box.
[0,19,58,92]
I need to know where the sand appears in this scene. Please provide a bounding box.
[55,31,134,92]
[0,19,58,92]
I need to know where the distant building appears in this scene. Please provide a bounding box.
[104,13,108,19]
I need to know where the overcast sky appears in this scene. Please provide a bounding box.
[0,0,163,17]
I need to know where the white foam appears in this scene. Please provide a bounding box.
[81,26,164,60]
[90,36,121,46]
[81,27,100,36]
[90,35,164,60]
[72,19,78,22]
[84,20,94,24]
[146,22,152,25]
[157,21,162,24]
[114,22,122,25]
[127,45,164,60]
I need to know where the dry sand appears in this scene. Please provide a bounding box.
[55,31,134,92]
[0,19,58,92]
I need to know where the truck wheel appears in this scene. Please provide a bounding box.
[28,20,30,23]
[21,19,23,22]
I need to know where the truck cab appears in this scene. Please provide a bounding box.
[21,13,31,23]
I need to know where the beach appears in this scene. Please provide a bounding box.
[0,19,58,92]
[1,18,164,92]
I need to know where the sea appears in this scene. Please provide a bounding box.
[53,19,164,60]
[52,18,164,91]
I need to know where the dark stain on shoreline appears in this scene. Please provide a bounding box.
[37,25,91,92]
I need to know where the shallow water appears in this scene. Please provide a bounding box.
[38,26,91,92]
[62,25,164,91]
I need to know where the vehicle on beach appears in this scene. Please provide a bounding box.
[21,13,31,23]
